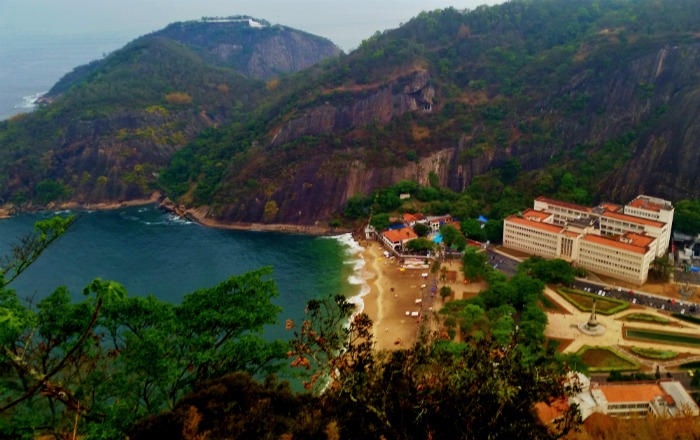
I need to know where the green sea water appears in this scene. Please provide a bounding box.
[0,205,368,342]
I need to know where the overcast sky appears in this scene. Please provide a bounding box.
[0,0,505,51]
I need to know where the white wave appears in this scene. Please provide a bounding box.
[14,91,46,110]
[327,233,371,319]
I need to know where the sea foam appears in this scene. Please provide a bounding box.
[328,233,371,317]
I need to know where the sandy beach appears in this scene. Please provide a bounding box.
[359,241,484,350]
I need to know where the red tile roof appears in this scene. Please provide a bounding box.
[522,208,553,221]
[628,197,664,212]
[597,383,671,404]
[599,203,622,212]
[403,213,425,223]
[602,210,665,228]
[582,234,650,254]
[382,227,418,243]
[505,215,564,234]
[535,196,593,213]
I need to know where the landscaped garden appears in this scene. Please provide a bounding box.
[625,328,700,347]
[576,345,640,372]
[557,288,630,315]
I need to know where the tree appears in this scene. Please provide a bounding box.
[370,213,390,231]
[461,218,487,241]
[406,237,435,252]
[263,200,279,222]
[440,285,452,302]
[288,295,579,439]
[0,219,289,437]
[413,222,431,237]
[518,256,575,285]
[462,247,489,281]
[649,256,673,282]
[440,224,464,247]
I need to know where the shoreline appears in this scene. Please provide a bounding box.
[1,193,353,237]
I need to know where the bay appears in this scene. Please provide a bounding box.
[0,205,366,341]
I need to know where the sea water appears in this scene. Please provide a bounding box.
[0,206,367,341]
[0,31,135,121]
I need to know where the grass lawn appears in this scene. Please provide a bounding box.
[557,288,629,315]
[577,346,639,372]
[625,328,700,347]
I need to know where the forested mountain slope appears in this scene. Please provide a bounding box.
[0,17,340,206]
[2,1,700,225]
[159,0,700,225]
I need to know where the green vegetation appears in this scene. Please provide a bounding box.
[557,288,630,315]
[623,313,669,324]
[1,217,583,438]
[625,328,700,347]
[576,346,640,372]
[629,347,678,360]
[679,361,700,370]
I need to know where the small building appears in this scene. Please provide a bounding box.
[427,215,454,232]
[570,380,699,419]
[381,226,418,251]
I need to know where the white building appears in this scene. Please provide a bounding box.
[503,195,673,285]
[570,380,699,419]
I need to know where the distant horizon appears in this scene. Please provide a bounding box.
[0,0,505,52]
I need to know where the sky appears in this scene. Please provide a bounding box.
[0,0,505,52]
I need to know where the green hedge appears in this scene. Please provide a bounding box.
[629,346,678,360]
[624,313,669,324]
[672,313,700,325]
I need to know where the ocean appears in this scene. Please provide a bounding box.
[0,25,370,340]
[0,206,369,341]
[0,31,136,121]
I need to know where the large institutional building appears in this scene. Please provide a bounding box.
[503,195,674,285]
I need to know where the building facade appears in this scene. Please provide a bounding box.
[503,195,673,285]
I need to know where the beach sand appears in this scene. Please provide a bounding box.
[360,242,423,350]
[359,241,485,350]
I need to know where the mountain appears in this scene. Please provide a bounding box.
[0,16,340,206]
[157,0,700,225]
[3,1,700,226]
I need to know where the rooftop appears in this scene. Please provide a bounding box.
[382,227,417,243]
[602,210,665,228]
[581,233,651,254]
[595,383,671,404]
[599,202,622,212]
[505,214,564,234]
[535,196,593,213]
[522,208,553,222]
[628,196,672,212]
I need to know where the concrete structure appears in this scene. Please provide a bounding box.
[503,196,673,285]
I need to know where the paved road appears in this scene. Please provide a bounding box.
[485,247,700,316]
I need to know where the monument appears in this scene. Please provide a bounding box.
[578,298,606,336]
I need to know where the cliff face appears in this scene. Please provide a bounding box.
[270,70,434,146]
[151,19,341,81]
[596,44,700,201]
[201,38,700,225]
